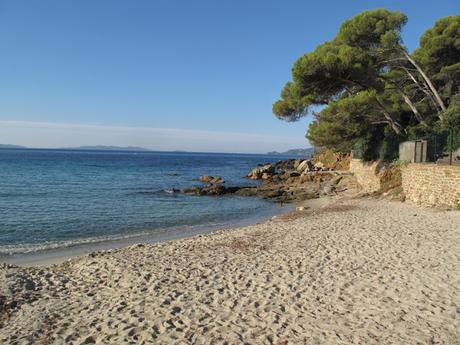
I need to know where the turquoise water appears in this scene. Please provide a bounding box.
[0,149,292,256]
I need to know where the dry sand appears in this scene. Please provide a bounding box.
[1,198,459,344]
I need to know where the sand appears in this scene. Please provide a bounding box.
[1,198,459,344]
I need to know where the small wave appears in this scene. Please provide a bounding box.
[127,190,161,196]
[127,189,180,196]
[130,191,158,195]
[0,205,286,257]
[163,189,180,194]
[0,231,151,256]
[0,221,221,256]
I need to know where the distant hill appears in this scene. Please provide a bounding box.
[0,144,27,149]
[61,145,151,152]
[267,148,315,157]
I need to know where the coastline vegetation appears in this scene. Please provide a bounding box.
[273,10,460,161]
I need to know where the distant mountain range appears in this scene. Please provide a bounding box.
[0,144,27,149]
[59,145,151,151]
[1,144,314,155]
[0,144,151,151]
[267,148,315,157]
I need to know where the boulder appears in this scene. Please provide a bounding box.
[246,168,258,179]
[210,176,225,184]
[181,185,238,196]
[296,206,309,211]
[293,159,302,169]
[296,160,314,173]
[262,163,275,172]
[275,159,296,171]
[280,171,301,180]
[320,182,335,195]
[199,175,213,183]
[261,172,271,180]
[199,175,225,184]
[247,164,275,180]
[314,162,325,170]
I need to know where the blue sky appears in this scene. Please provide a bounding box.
[0,0,458,152]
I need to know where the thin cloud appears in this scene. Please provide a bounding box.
[0,120,308,153]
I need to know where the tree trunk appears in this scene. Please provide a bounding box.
[401,49,447,112]
[375,97,405,134]
[403,68,441,113]
[399,90,424,123]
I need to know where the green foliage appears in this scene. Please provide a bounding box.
[272,41,377,121]
[414,16,460,107]
[273,9,410,125]
[273,10,460,161]
[272,82,311,121]
[440,93,460,129]
[292,42,376,95]
[306,91,377,151]
[337,9,407,50]
[378,127,402,161]
[355,126,403,161]
[414,16,460,75]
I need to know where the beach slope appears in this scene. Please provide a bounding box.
[1,198,460,344]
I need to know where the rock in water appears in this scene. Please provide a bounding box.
[181,185,239,196]
[199,175,213,183]
[210,176,225,184]
[198,175,225,184]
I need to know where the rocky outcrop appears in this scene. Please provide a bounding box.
[247,159,329,182]
[311,149,351,170]
[174,158,357,203]
[181,185,239,196]
[296,160,314,173]
[274,159,297,171]
[247,164,275,180]
[198,175,225,184]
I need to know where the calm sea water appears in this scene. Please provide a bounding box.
[0,149,296,256]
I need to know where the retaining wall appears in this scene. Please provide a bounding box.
[401,164,460,207]
[349,159,460,207]
[349,159,389,193]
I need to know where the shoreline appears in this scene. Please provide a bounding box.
[2,197,459,343]
[1,153,353,268]
[1,200,296,267]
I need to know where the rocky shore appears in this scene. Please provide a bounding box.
[175,157,357,203]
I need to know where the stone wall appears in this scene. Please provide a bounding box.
[349,159,460,207]
[349,159,389,193]
[401,164,460,207]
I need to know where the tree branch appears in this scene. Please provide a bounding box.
[374,96,405,134]
[400,48,446,112]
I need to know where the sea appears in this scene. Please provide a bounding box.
[0,149,300,261]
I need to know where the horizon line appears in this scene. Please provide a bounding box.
[0,144,314,156]
[0,120,311,154]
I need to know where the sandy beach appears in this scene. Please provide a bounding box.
[1,197,459,344]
